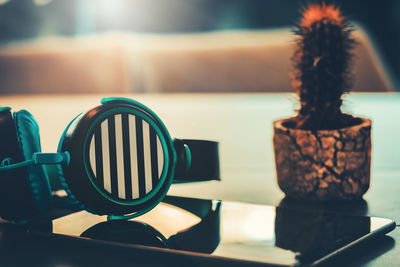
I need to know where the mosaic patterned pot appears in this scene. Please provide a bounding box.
[273,117,371,200]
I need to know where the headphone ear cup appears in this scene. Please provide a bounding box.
[7,110,52,220]
[0,109,28,220]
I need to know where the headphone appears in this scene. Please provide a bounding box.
[80,196,221,254]
[0,97,220,222]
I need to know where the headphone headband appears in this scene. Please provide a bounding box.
[81,196,221,253]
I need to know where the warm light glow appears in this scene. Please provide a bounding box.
[0,0,10,5]
[219,203,276,243]
[96,0,127,22]
[33,0,53,6]
[242,209,275,242]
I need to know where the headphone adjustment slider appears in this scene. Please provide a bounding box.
[33,152,70,165]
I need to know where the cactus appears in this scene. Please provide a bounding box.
[292,2,358,130]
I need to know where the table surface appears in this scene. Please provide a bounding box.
[1,93,400,266]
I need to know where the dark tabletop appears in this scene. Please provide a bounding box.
[0,93,399,266]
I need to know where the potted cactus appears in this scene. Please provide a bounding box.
[273,3,371,200]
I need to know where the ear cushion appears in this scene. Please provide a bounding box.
[13,110,52,218]
[0,109,33,221]
[55,113,87,212]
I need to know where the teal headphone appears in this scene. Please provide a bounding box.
[0,97,219,222]
[81,196,221,253]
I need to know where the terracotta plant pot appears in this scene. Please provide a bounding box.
[273,117,371,200]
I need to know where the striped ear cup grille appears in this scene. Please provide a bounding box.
[87,113,165,202]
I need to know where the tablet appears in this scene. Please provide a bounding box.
[52,196,395,266]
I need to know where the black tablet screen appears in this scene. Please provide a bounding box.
[52,197,395,266]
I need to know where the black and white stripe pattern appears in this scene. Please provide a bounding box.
[88,113,164,200]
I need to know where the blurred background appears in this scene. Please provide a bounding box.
[0,0,398,94]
